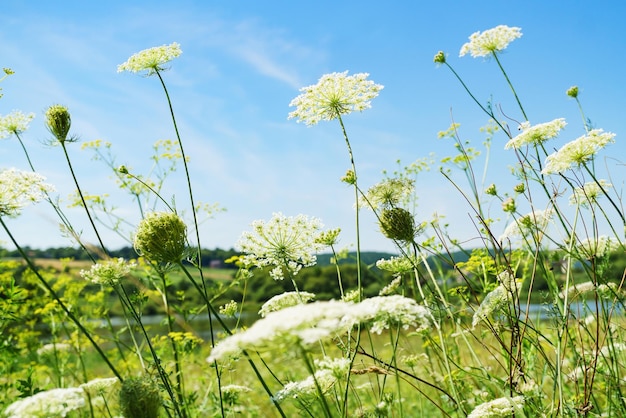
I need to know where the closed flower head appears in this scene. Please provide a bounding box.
[119,376,161,418]
[288,71,383,125]
[460,25,522,58]
[45,104,74,144]
[379,207,417,243]
[133,211,188,264]
[118,42,182,75]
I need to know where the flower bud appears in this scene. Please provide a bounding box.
[433,51,446,64]
[485,183,497,196]
[502,197,516,213]
[45,104,72,143]
[513,183,525,194]
[133,211,188,264]
[119,376,161,418]
[341,169,356,185]
[566,86,578,98]
[379,207,416,242]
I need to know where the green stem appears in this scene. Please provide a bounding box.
[0,217,122,381]
[492,52,528,121]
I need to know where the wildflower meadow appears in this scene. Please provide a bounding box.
[1,24,626,417]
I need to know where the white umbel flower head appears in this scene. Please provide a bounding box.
[80,258,136,286]
[460,25,522,58]
[0,110,35,138]
[118,42,182,75]
[259,291,316,317]
[4,387,86,417]
[499,208,554,245]
[542,129,616,174]
[288,71,383,125]
[237,212,324,280]
[569,180,612,207]
[504,118,566,149]
[467,395,525,418]
[0,168,54,217]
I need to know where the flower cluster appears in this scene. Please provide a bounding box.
[273,357,351,403]
[207,296,431,362]
[236,212,324,280]
[542,129,616,174]
[559,281,619,301]
[80,258,136,286]
[288,71,383,125]
[504,118,567,149]
[133,211,188,264]
[0,110,34,138]
[459,25,522,58]
[467,396,525,418]
[472,271,520,328]
[360,178,415,210]
[574,235,621,260]
[0,168,54,217]
[569,179,611,207]
[376,255,417,274]
[117,42,182,75]
[499,208,554,245]
[4,387,86,417]
[258,291,316,317]
[79,377,120,397]
[45,104,73,144]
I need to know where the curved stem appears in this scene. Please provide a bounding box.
[492,52,528,121]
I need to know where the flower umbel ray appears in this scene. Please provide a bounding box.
[288,71,383,125]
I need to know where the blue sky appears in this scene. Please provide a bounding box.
[1,1,625,253]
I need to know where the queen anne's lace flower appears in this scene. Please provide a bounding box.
[0,168,54,217]
[288,71,383,125]
[467,396,525,418]
[79,377,120,397]
[80,258,136,286]
[460,25,522,58]
[360,178,414,210]
[237,213,324,280]
[376,255,417,274]
[569,180,611,207]
[499,208,554,244]
[472,271,521,328]
[559,281,619,300]
[207,296,431,362]
[273,357,351,403]
[574,235,620,260]
[504,118,566,149]
[4,387,86,417]
[542,129,616,174]
[0,110,35,138]
[118,42,182,75]
[259,291,316,317]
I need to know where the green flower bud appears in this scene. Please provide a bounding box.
[118,165,129,175]
[379,207,416,242]
[502,197,516,213]
[566,86,578,98]
[134,211,188,264]
[433,51,446,64]
[513,183,525,194]
[341,169,356,185]
[45,104,72,143]
[485,183,497,196]
[119,376,161,418]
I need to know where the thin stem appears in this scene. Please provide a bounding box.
[0,217,122,381]
[492,52,528,121]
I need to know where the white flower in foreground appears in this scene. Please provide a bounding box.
[288,71,383,125]
[467,395,525,418]
[504,118,566,149]
[207,296,431,362]
[542,129,616,174]
[80,258,136,286]
[376,255,417,274]
[0,168,54,217]
[0,110,35,138]
[117,42,182,75]
[4,387,86,417]
[460,25,522,58]
[237,213,324,280]
[499,208,554,245]
[259,291,316,317]
[569,180,612,207]
[273,357,351,403]
[472,271,521,328]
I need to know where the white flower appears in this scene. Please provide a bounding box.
[574,235,620,260]
[460,25,522,58]
[79,377,120,397]
[569,180,612,207]
[273,357,351,403]
[207,296,430,362]
[4,387,86,417]
[542,129,616,174]
[237,213,324,280]
[499,208,554,245]
[259,291,316,317]
[559,281,619,300]
[360,178,415,210]
[467,395,525,417]
[37,343,71,357]
[288,71,383,125]
[376,255,417,274]
[504,118,566,149]
[0,168,54,217]
[0,110,35,138]
[79,258,135,286]
[117,42,182,75]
